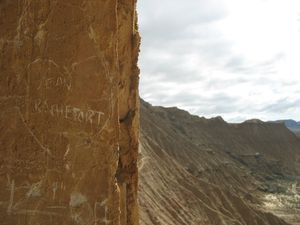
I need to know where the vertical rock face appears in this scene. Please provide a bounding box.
[0,1,139,225]
[117,1,140,225]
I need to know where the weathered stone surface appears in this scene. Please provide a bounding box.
[0,1,140,225]
[117,1,140,225]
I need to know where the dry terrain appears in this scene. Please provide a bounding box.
[139,100,300,225]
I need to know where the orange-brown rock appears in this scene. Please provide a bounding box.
[0,1,140,225]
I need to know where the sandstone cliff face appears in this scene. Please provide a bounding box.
[0,1,139,225]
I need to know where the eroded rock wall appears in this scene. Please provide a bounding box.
[116,1,140,225]
[0,1,139,225]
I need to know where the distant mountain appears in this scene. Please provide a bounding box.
[273,119,300,129]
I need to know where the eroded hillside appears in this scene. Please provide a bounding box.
[139,100,300,225]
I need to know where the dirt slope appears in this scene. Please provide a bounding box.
[139,100,300,225]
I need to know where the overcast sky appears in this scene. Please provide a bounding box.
[137,0,300,122]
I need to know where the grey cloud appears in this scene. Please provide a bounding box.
[139,53,205,83]
[139,0,227,38]
[224,53,285,75]
[144,90,240,115]
[138,0,300,122]
[260,98,300,113]
[204,77,249,91]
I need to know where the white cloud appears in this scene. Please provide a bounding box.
[138,0,300,122]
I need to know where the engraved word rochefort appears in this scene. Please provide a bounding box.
[33,99,104,125]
